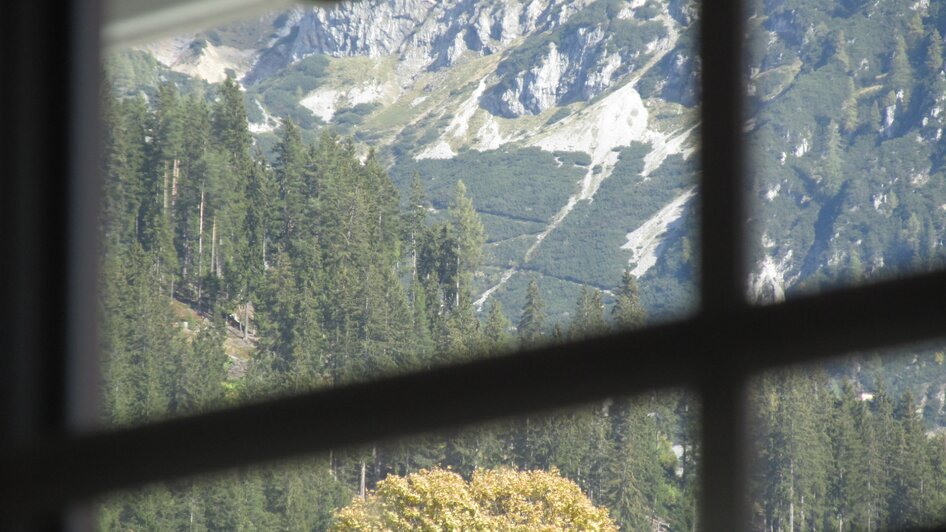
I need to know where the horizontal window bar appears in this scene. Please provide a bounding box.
[4,268,946,518]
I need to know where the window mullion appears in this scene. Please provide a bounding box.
[699,0,748,529]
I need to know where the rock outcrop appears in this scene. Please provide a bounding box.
[245,0,592,84]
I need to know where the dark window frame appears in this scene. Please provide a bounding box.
[3,0,946,530]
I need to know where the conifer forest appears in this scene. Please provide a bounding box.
[99,0,946,528]
[99,78,946,530]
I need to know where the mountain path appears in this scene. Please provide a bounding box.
[474,10,682,308]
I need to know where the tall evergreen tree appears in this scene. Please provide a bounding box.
[890,33,913,106]
[448,180,486,306]
[518,276,546,349]
[483,300,513,354]
[212,76,252,165]
[570,286,608,340]
[612,268,646,329]
[822,119,844,195]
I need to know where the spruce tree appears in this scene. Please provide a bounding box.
[518,276,546,349]
[405,172,429,282]
[570,286,608,340]
[612,268,646,329]
[926,29,944,76]
[890,33,913,107]
[449,180,486,306]
[212,76,252,164]
[822,119,844,194]
[178,320,227,414]
[483,300,513,354]
[827,382,869,530]
[273,118,307,246]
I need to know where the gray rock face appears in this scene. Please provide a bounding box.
[245,0,590,84]
[239,0,693,118]
[479,23,625,117]
[479,4,674,118]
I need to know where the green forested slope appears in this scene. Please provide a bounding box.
[99,78,700,530]
[97,0,946,528]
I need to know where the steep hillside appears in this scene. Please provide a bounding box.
[107,0,946,393]
[117,0,701,322]
[98,1,946,530]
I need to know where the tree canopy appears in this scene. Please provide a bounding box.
[332,467,617,531]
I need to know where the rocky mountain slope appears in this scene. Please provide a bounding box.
[121,0,701,323]
[114,0,946,365]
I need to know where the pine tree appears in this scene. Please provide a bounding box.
[841,246,865,284]
[212,76,252,165]
[409,280,436,363]
[890,33,913,107]
[889,391,930,528]
[178,320,227,414]
[405,172,429,283]
[570,286,608,340]
[273,118,307,245]
[604,396,670,530]
[827,382,869,531]
[926,29,944,75]
[822,119,844,194]
[518,276,546,349]
[102,94,147,247]
[612,268,646,329]
[832,30,851,73]
[750,370,830,531]
[449,180,486,306]
[483,300,513,354]
[841,78,859,133]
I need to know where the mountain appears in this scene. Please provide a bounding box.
[98,1,946,529]
[108,0,946,415]
[114,0,700,325]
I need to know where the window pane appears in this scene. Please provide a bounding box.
[98,390,699,530]
[748,345,946,530]
[99,0,700,426]
[746,0,946,302]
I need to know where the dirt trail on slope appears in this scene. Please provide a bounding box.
[474,12,682,308]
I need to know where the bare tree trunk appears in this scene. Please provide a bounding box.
[329,449,337,481]
[163,160,170,213]
[197,186,205,306]
[789,460,794,532]
[189,489,195,532]
[801,495,806,531]
[211,216,217,278]
[359,460,367,500]
[243,301,249,339]
[171,159,179,208]
[198,188,205,274]
[373,446,380,483]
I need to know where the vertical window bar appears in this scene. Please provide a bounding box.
[66,0,103,439]
[699,0,747,530]
[700,0,746,307]
[0,1,69,449]
[66,0,104,527]
[0,0,96,528]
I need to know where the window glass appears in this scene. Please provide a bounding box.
[99,391,699,530]
[748,344,946,530]
[746,0,946,302]
[99,0,700,426]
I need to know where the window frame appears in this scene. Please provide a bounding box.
[3,0,946,530]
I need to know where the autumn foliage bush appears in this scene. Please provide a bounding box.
[331,467,617,531]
